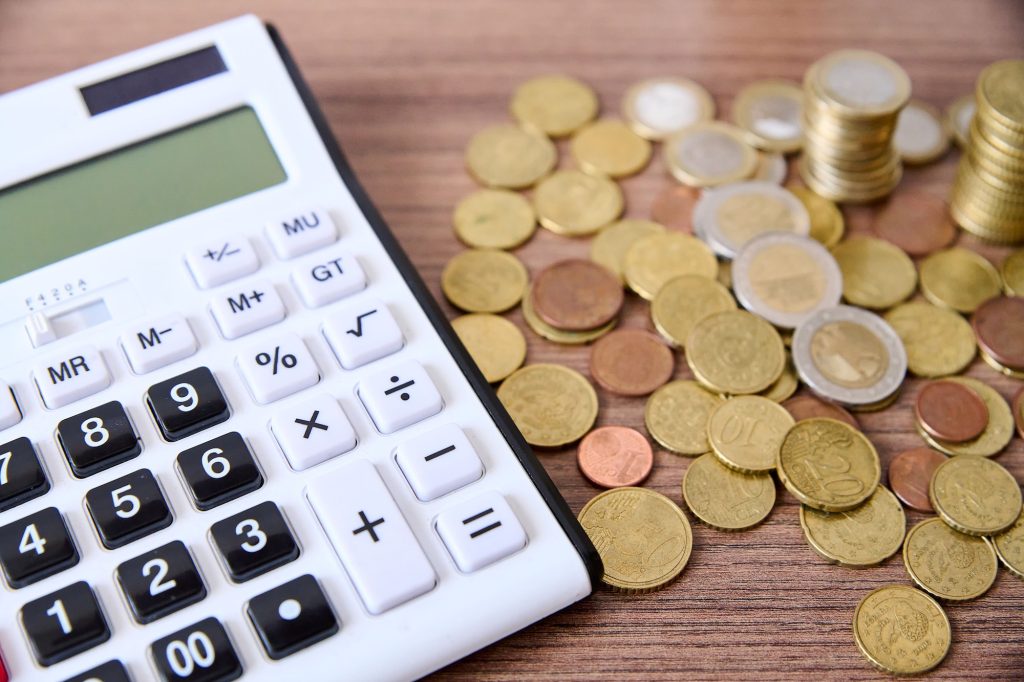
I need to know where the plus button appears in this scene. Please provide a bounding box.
[352,510,385,543]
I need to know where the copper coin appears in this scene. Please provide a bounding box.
[888,447,947,512]
[650,185,699,233]
[971,296,1024,372]
[577,426,654,488]
[1013,386,1024,439]
[589,329,674,396]
[531,259,624,331]
[781,395,859,429]
[872,189,956,257]
[914,380,989,443]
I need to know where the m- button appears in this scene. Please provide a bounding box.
[120,314,198,374]
[210,280,286,339]
[33,346,111,409]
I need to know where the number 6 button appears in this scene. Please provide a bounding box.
[177,433,264,510]
[147,367,230,441]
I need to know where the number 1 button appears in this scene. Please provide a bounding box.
[20,581,110,666]
[147,367,229,441]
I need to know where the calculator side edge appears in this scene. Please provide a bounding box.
[264,23,603,588]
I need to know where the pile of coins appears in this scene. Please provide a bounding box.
[951,60,1024,242]
[442,58,1024,676]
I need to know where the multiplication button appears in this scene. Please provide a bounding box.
[269,394,356,470]
[292,252,366,308]
[185,236,259,289]
[237,333,320,404]
[209,280,285,339]
[359,360,443,434]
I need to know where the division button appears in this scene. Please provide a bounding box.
[291,252,366,308]
[269,394,356,470]
[0,506,79,588]
[120,314,199,375]
[322,298,404,369]
[0,437,50,512]
[19,581,110,666]
[149,617,241,682]
[209,501,299,583]
[358,360,443,434]
[435,492,527,573]
[0,387,22,431]
[63,659,131,682]
[209,280,285,340]
[57,401,141,478]
[146,367,230,442]
[33,346,110,410]
[185,236,259,290]
[394,424,483,501]
[265,207,338,260]
[177,432,263,511]
[116,540,206,624]
[246,574,339,660]
[85,468,172,549]
[236,333,320,404]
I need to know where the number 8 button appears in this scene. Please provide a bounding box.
[147,367,230,442]
[56,401,141,478]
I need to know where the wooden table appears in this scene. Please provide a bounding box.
[3,1,1023,679]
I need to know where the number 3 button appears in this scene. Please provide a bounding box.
[210,501,298,582]
[147,367,229,442]
[57,401,141,478]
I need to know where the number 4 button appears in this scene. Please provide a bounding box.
[0,507,78,588]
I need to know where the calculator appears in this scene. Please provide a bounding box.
[0,15,599,681]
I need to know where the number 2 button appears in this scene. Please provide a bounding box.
[116,541,206,624]
[147,367,229,441]
[85,469,172,548]
[57,402,141,478]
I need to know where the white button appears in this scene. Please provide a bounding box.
[436,493,527,573]
[359,361,443,434]
[185,236,260,289]
[292,252,366,308]
[306,459,436,614]
[395,424,483,501]
[120,314,198,374]
[25,312,57,347]
[270,394,356,470]
[0,388,22,431]
[210,281,285,339]
[322,299,403,369]
[237,333,320,404]
[265,207,338,259]
[33,346,111,409]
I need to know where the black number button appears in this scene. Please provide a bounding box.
[116,540,206,624]
[57,402,141,478]
[0,506,78,588]
[63,659,131,682]
[147,367,229,441]
[150,617,241,682]
[210,501,298,582]
[247,574,339,660]
[85,469,172,549]
[20,581,110,667]
[177,433,263,511]
[0,437,49,512]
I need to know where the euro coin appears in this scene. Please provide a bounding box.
[510,75,598,137]
[497,364,598,448]
[894,100,950,165]
[903,517,998,601]
[731,79,804,153]
[883,301,976,377]
[930,455,1022,536]
[623,232,717,300]
[810,49,911,118]
[645,380,724,455]
[663,121,758,187]
[914,380,988,443]
[788,186,845,248]
[577,427,654,488]
[751,152,788,184]
[533,169,623,236]
[578,487,693,592]
[707,395,794,473]
[1002,249,1024,295]
[441,249,528,313]
[451,313,526,383]
[650,184,700,232]
[759,355,799,403]
[800,486,905,567]
[830,236,917,310]
[590,219,665,283]
[971,296,1024,372]
[589,329,674,397]
[464,124,557,188]
[946,94,976,148]
[917,376,1014,458]
[888,447,947,512]
[853,585,950,676]
[919,247,1002,313]
[682,453,775,530]
[1015,387,1024,439]
[992,509,1024,579]
[570,119,652,178]
[693,181,810,259]
[782,395,859,429]
[531,259,623,331]
[453,188,537,249]
[622,77,715,140]
[650,274,736,348]
[872,190,956,257]
[521,284,616,345]
[686,310,786,395]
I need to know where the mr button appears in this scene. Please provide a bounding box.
[33,346,111,409]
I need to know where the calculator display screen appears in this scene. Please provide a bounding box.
[0,106,286,281]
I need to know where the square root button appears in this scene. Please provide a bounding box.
[435,493,527,573]
[359,361,442,434]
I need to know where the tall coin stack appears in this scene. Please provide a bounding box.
[950,59,1024,243]
[799,50,911,203]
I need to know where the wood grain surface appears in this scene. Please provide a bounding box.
[2,1,1023,679]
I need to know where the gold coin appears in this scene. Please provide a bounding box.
[788,187,845,248]
[590,219,665,283]
[759,354,799,403]
[622,77,715,140]
[520,284,616,345]
[992,508,1024,579]
[917,376,1014,458]
[946,94,975,148]
[777,418,881,512]
[717,259,733,289]
[883,301,976,377]
[510,75,599,138]
[919,247,1002,313]
[570,119,652,178]
[497,364,598,448]
[894,100,950,165]
[533,169,623,236]
[930,455,1022,536]
[977,59,1024,132]
[623,232,718,300]
[831,236,917,310]
[903,517,998,601]
[451,313,527,383]
[853,585,951,676]
[707,395,794,473]
[686,310,786,395]
[682,453,776,530]
[1002,249,1024,295]
[799,486,905,567]
[441,249,528,313]
[731,79,804,153]
[578,487,693,592]
[663,121,758,187]
[645,380,724,455]
[650,274,736,348]
[464,124,557,189]
[453,189,537,249]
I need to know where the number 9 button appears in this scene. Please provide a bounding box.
[146,367,229,441]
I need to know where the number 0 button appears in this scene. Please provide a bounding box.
[210,501,298,582]
[85,469,172,548]
[57,401,141,478]
[177,433,263,511]
[20,581,110,666]
[116,541,206,624]
[150,617,241,682]
[147,367,230,441]
[0,506,78,588]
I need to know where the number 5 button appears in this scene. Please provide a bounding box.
[85,469,172,548]
[237,333,319,404]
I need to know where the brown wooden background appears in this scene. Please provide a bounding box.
[3,1,1023,679]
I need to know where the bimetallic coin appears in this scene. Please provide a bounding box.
[919,247,1002,313]
[497,364,598,448]
[800,486,905,567]
[590,219,665,283]
[751,152,788,184]
[792,305,906,409]
[810,49,911,117]
[521,284,616,345]
[589,329,674,397]
[622,77,715,140]
[577,427,654,489]
[830,236,917,310]
[903,517,998,601]
[971,296,1024,372]
[645,380,724,456]
[872,190,956,258]
[707,395,794,473]
[894,100,950,165]
[946,94,976,148]
[853,585,951,676]
[450,314,526,383]
[570,119,652,178]
[888,448,948,512]
[533,170,624,237]
[732,232,842,329]
[686,310,786,395]
[1000,249,1024,295]
[992,509,1024,579]
[918,377,1014,458]
[682,453,776,530]
[531,259,623,331]
[578,487,693,592]
[651,274,736,348]
[731,79,804,153]
[782,395,859,429]
[663,121,758,187]
[453,189,537,249]
[623,232,718,300]
[510,75,598,138]
[788,186,845,248]
[777,418,881,512]
[650,185,700,233]
[693,181,811,259]
[884,301,976,378]
[914,380,988,443]
[441,249,529,313]
[464,124,557,189]
[930,455,1022,536]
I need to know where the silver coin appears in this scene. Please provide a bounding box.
[622,77,715,140]
[792,305,907,408]
[693,181,810,259]
[751,152,789,185]
[733,233,843,329]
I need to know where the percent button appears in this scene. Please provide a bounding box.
[238,333,321,404]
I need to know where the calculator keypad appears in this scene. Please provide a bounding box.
[33,346,111,409]
[120,314,199,375]
[57,401,141,478]
[149,617,241,682]
[0,437,50,512]
[210,501,299,583]
[85,468,173,548]
[64,660,131,682]
[269,395,357,471]
[322,299,404,369]
[116,540,207,624]
[0,387,22,431]
[0,506,79,588]
[20,581,110,666]
[177,432,263,511]
[209,281,286,340]
[147,367,230,442]
[246,574,338,660]
[236,333,320,404]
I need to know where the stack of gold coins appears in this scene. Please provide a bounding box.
[950,60,1024,243]
[799,50,911,202]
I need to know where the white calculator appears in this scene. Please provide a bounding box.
[0,15,599,681]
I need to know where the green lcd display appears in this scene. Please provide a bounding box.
[0,106,286,281]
